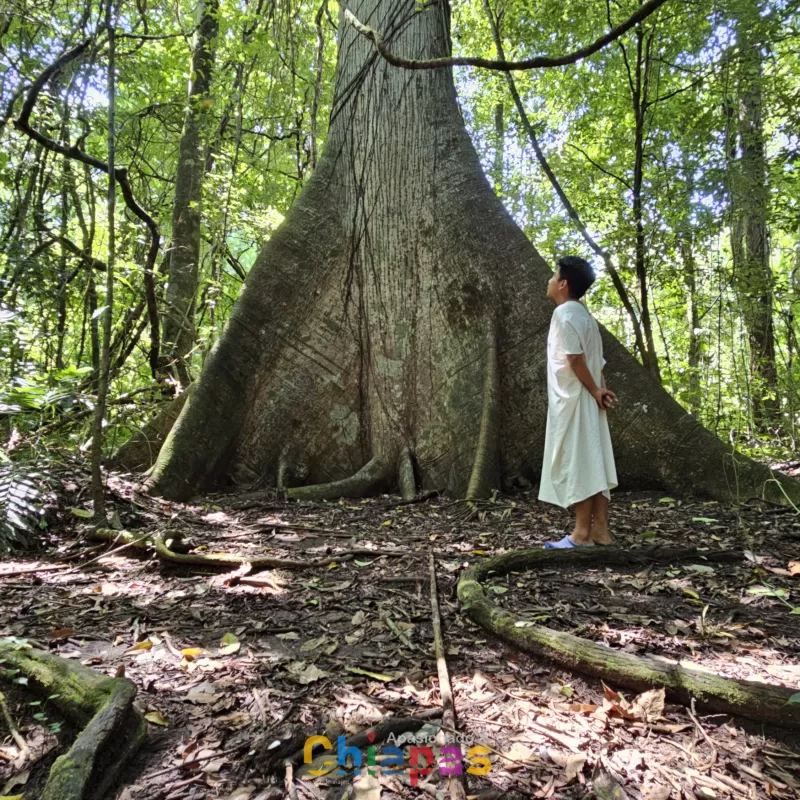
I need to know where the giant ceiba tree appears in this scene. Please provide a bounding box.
[145,0,798,505]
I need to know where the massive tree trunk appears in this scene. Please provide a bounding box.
[161,0,219,386]
[145,0,798,505]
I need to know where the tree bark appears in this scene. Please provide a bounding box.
[144,0,799,506]
[161,0,219,387]
[729,1,778,426]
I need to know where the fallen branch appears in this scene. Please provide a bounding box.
[0,641,146,799]
[457,546,800,728]
[88,528,410,571]
[429,550,467,800]
[0,563,71,578]
[144,743,244,780]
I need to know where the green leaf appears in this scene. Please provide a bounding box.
[345,666,398,682]
[788,693,800,704]
[489,586,509,594]
[692,517,718,524]
[640,531,658,540]
[71,507,93,519]
[659,497,675,504]
[219,632,240,655]
[354,560,373,567]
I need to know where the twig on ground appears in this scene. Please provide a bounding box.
[429,549,467,800]
[145,744,244,780]
[0,689,29,758]
[284,759,299,800]
[688,698,718,770]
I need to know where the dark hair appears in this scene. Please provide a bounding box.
[557,256,596,299]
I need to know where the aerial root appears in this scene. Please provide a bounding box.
[457,546,800,729]
[398,448,417,500]
[466,327,500,501]
[286,455,394,501]
[0,642,146,799]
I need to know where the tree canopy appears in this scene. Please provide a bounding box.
[1,0,799,486]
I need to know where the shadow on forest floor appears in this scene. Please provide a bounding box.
[1,475,799,799]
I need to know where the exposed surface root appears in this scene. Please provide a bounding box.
[0,641,146,799]
[88,528,408,571]
[286,455,394,501]
[457,546,800,729]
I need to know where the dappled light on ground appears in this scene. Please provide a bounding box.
[1,482,799,798]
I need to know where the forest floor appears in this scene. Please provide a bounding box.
[1,472,800,800]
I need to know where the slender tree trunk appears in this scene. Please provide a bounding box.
[492,102,504,194]
[729,3,778,426]
[679,234,702,415]
[678,156,701,415]
[631,26,661,383]
[482,0,649,367]
[161,0,219,387]
[144,0,798,506]
[91,3,115,521]
[310,0,328,171]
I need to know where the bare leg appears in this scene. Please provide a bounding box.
[590,493,612,544]
[571,496,594,545]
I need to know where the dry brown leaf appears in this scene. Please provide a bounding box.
[788,560,800,576]
[642,783,671,800]
[564,753,587,782]
[564,703,601,715]
[501,742,536,768]
[187,682,218,704]
[48,627,73,641]
[535,775,556,798]
[630,687,665,723]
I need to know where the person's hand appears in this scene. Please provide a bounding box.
[593,388,617,410]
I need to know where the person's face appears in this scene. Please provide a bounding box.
[547,269,566,301]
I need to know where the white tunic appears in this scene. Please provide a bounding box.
[538,300,618,508]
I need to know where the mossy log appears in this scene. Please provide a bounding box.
[0,641,146,799]
[456,546,800,729]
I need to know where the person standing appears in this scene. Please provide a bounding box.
[539,256,617,548]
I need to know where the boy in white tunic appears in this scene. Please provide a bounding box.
[540,256,618,548]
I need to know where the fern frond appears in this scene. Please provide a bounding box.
[0,464,50,553]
